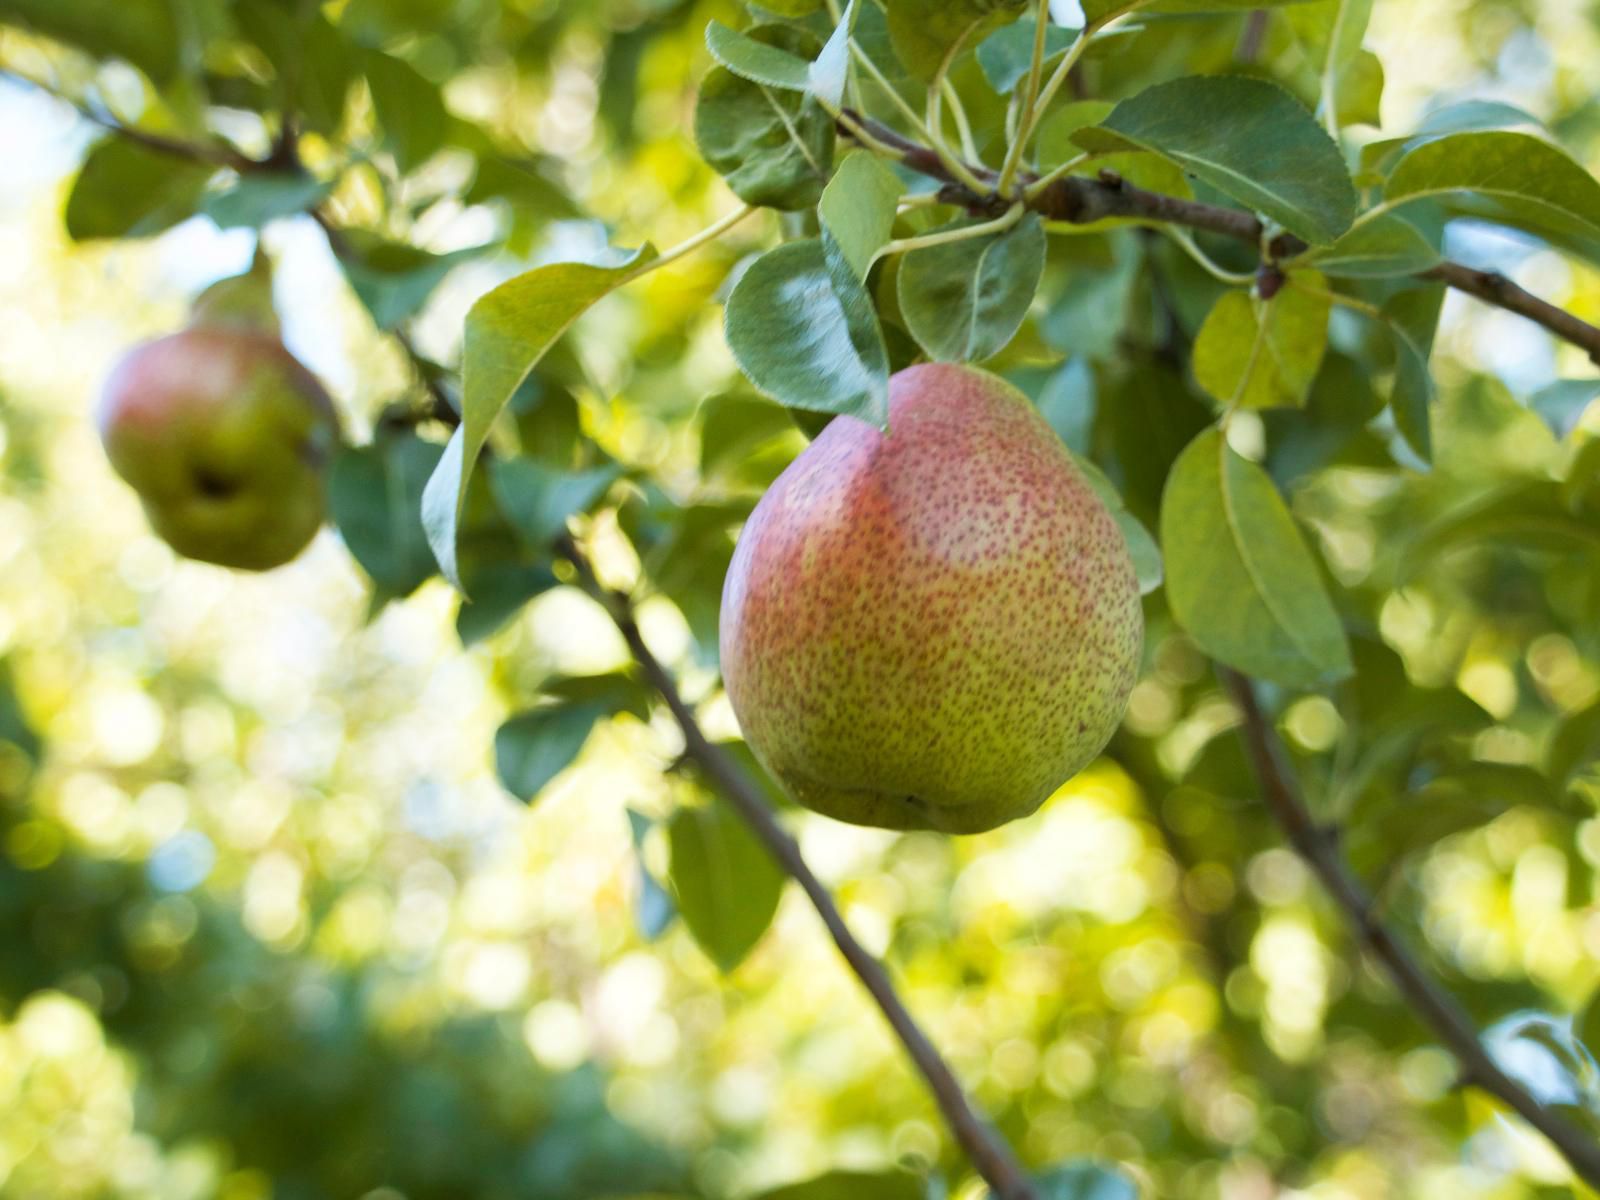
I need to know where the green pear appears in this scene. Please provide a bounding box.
[719,363,1143,834]
[97,326,341,571]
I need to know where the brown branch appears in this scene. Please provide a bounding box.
[840,109,1600,367]
[2,69,255,170]
[1422,261,1600,366]
[304,209,460,425]
[1236,10,1270,65]
[1221,668,1600,1188]
[559,537,1040,1200]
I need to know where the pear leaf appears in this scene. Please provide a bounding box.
[1075,76,1356,246]
[818,150,903,280]
[1385,131,1600,264]
[705,20,812,90]
[668,803,785,972]
[724,238,890,425]
[422,247,652,588]
[1192,278,1330,410]
[495,704,608,803]
[1161,427,1352,687]
[897,214,1046,362]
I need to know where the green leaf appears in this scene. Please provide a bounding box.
[724,238,890,426]
[332,230,487,331]
[1161,427,1352,687]
[897,213,1045,362]
[329,433,445,602]
[1384,131,1600,264]
[1359,101,1545,180]
[1348,764,1573,878]
[1407,481,1600,569]
[542,672,653,721]
[232,7,356,136]
[818,150,903,280]
[465,153,581,221]
[64,137,213,241]
[975,17,1079,95]
[0,0,178,81]
[667,803,785,972]
[1035,99,1116,167]
[1071,454,1162,595]
[698,394,807,493]
[884,0,1028,81]
[1285,0,1372,77]
[1299,213,1441,277]
[1383,285,1444,463]
[1192,278,1330,410]
[1285,0,1376,127]
[619,495,748,658]
[1076,76,1356,246]
[705,21,813,91]
[455,559,559,645]
[1333,49,1384,128]
[1040,230,1143,360]
[495,704,607,803]
[489,460,620,550]
[1265,351,1386,485]
[201,172,333,230]
[708,740,792,812]
[626,809,677,941]
[756,1171,925,1200]
[694,25,835,210]
[365,50,451,174]
[421,247,652,589]
[1531,380,1600,441]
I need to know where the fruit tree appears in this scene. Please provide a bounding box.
[3,0,1600,1197]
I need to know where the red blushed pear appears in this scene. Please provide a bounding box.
[97,327,341,571]
[719,363,1143,834]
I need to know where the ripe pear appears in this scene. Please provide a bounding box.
[97,326,340,571]
[719,363,1143,834]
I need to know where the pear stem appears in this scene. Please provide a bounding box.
[558,535,1042,1200]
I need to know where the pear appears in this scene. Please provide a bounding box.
[719,363,1143,834]
[97,326,341,571]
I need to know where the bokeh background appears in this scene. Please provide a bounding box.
[3,1,1600,1198]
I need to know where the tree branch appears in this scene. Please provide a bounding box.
[1,68,256,170]
[559,536,1040,1200]
[370,271,1041,1200]
[839,109,1600,367]
[1236,10,1270,65]
[1421,260,1600,366]
[1221,668,1600,1188]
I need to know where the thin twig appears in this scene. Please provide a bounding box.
[558,537,1041,1200]
[877,202,1023,264]
[1221,669,1600,1189]
[1236,10,1270,64]
[996,0,1053,193]
[1422,261,1600,366]
[1,68,255,169]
